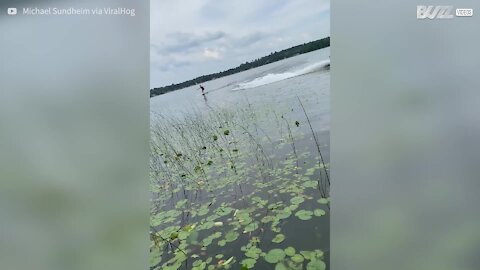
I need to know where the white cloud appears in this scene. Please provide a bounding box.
[150,0,330,87]
[203,48,223,60]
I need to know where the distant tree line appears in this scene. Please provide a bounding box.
[150,36,330,97]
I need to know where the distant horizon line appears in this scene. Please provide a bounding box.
[152,36,330,90]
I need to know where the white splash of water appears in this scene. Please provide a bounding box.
[233,59,330,90]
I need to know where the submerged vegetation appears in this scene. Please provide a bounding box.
[150,99,329,270]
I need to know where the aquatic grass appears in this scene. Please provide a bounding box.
[282,115,300,175]
[296,96,330,199]
[150,103,329,270]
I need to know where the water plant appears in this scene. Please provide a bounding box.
[150,100,329,269]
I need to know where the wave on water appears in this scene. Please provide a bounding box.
[232,59,330,90]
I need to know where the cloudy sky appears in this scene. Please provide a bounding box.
[150,0,330,88]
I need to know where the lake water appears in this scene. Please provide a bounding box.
[151,48,329,127]
[150,48,330,270]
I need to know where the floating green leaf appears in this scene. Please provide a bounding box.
[241,258,257,269]
[303,180,317,188]
[225,231,239,242]
[244,222,259,233]
[169,232,178,240]
[275,262,288,270]
[295,210,313,220]
[216,206,234,216]
[245,246,262,259]
[317,198,329,204]
[272,234,285,243]
[178,231,189,240]
[197,208,209,216]
[284,247,296,257]
[261,215,275,223]
[175,199,188,209]
[314,209,326,217]
[150,246,162,266]
[300,251,314,260]
[290,196,304,205]
[288,204,299,212]
[192,260,203,267]
[291,254,304,263]
[202,237,213,247]
[314,249,324,258]
[306,260,326,270]
[264,249,286,264]
[276,209,292,220]
[186,230,199,244]
[163,263,182,270]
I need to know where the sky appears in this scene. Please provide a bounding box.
[150,0,330,88]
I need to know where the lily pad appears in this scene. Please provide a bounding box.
[291,254,304,263]
[276,209,292,220]
[314,249,324,258]
[225,231,239,242]
[239,216,253,225]
[192,260,204,267]
[295,210,314,220]
[275,262,288,270]
[216,206,234,216]
[241,258,257,269]
[175,199,188,209]
[303,181,317,188]
[178,231,190,240]
[306,260,326,270]
[245,246,262,259]
[202,237,213,247]
[261,215,275,223]
[284,247,296,257]
[264,249,286,264]
[272,234,285,243]
[290,196,304,205]
[244,222,259,233]
[288,204,299,212]
[197,208,209,216]
[300,251,314,260]
[317,198,329,204]
[150,246,162,266]
[314,209,326,217]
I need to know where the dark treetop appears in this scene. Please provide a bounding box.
[150,36,330,97]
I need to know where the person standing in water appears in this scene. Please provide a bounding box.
[199,84,205,95]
